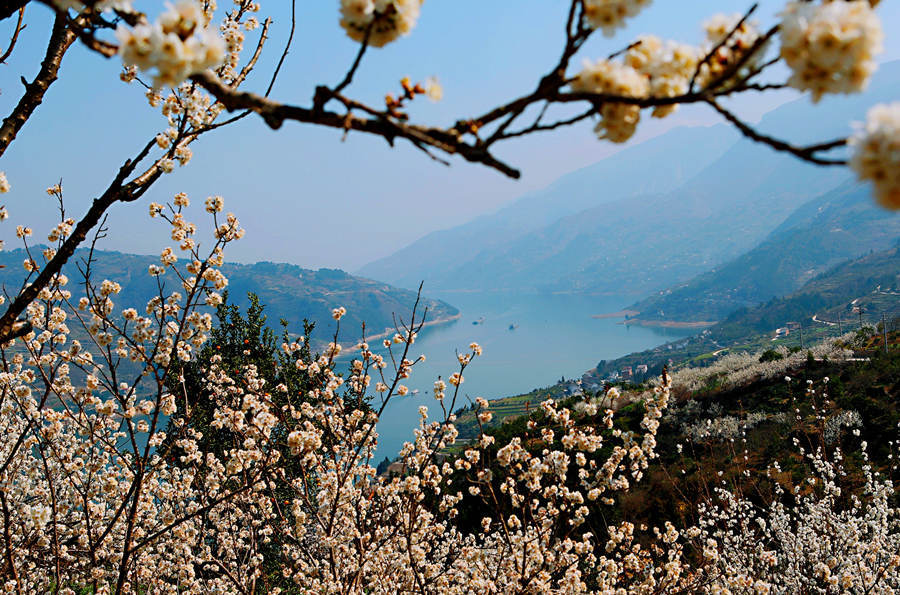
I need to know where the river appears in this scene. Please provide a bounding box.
[370,291,693,460]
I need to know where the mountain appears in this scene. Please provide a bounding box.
[0,249,459,347]
[361,61,900,296]
[713,243,900,342]
[359,123,739,287]
[590,244,900,380]
[627,181,900,323]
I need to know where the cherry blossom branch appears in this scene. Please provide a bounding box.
[689,3,759,92]
[190,71,523,178]
[0,137,158,342]
[40,0,850,187]
[326,21,372,100]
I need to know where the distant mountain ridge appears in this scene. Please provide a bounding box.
[359,124,739,287]
[361,61,900,297]
[0,249,458,348]
[627,182,900,323]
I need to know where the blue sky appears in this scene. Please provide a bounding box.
[2,1,899,271]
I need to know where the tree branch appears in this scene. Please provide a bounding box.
[707,98,847,166]
[190,71,522,178]
[0,137,159,343]
[0,12,76,158]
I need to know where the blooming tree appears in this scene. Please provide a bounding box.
[0,0,898,592]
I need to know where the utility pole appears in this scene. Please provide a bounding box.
[837,312,843,334]
[858,307,865,330]
[884,313,889,353]
[799,323,803,350]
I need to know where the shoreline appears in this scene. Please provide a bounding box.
[592,309,639,319]
[591,309,715,329]
[363,312,463,344]
[619,318,717,329]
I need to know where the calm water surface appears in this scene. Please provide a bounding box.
[370,291,692,459]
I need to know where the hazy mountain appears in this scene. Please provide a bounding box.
[627,181,900,322]
[0,249,458,348]
[361,61,900,296]
[358,123,739,286]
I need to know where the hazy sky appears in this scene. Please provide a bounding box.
[2,1,900,271]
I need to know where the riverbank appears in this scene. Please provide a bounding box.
[592,310,716,328]
[364,312,463,345]
[372,292,680,459]
[619,318,717,329]
[591,310,639,319]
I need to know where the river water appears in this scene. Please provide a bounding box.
[370,291,692,459]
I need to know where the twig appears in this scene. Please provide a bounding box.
[501,106,596,140]
[0,5,24,64]
[331,22,371,98]
[707,98,847,166]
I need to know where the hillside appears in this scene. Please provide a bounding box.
[445,334,900,539]
[0,249,459,348]
[361,61,900,296]
[626,182,900,324]
[590,244,900,381]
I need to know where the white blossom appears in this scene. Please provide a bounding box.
[849,102,900,210]
[780,0,883,102]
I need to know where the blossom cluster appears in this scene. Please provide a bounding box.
[624,35,699,119]
[582,0,652,38]
[117,0,226,88]
[693,12,764,90]
[682,411,789,442]
[571,59,649,143]
[850,102,900,210]
[666,337,853,396]
[780,0,883,103]
[339,0,424,48]
[689,385,900,592]
[572,12,765,143]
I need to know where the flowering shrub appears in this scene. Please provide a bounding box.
[668,338,853,395]
[694,445,900,592]
[0,196,898,591]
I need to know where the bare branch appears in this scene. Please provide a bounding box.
[707,98,847,166]
[0,12,76,158]
[0,136,159,343]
